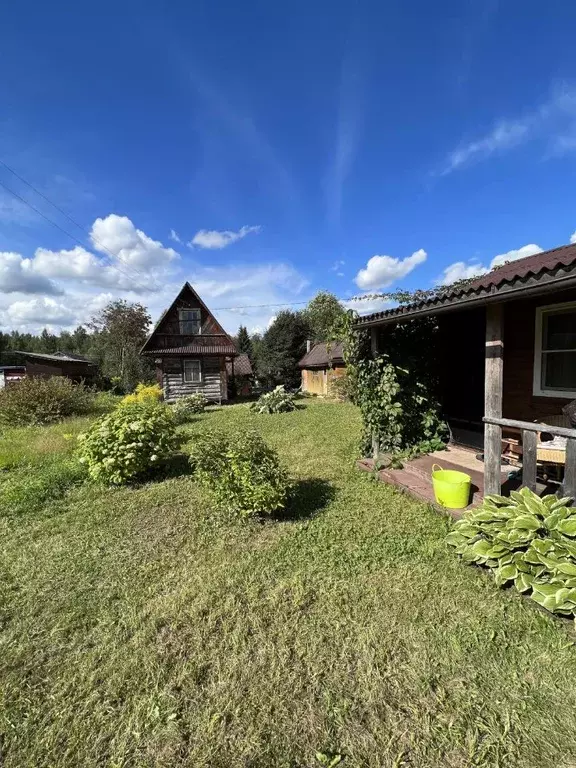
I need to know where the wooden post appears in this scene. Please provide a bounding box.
[371,327,379,460]
[522,429,537,492]
[565,438,576,501]
[484,304,504,496]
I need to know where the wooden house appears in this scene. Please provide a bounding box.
[0,365,26,388]
[13,352,98,383]
[226,353,253,397]
[356,243,576,501]
[141,282,237,403]
[299,341,345,395]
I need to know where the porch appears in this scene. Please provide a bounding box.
[355,246,576,507]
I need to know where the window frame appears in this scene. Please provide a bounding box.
[183,359,202,384]
[178,308,201,335]
[533,300,576,398]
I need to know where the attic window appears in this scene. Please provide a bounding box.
[179,308,201,335]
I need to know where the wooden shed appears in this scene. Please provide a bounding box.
[13,352,98,383]
[299,342,346,395]
[0,365,26,388]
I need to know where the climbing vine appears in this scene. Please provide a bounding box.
[336,306,448,461]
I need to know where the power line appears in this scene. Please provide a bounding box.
[0,159,164,290]
[0,178,156,294]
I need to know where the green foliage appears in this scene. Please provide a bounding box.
[448,488,576,616]
[172,393,208,423]
[236,324,253,357]
[120,382,163,405]
[0,457,87,517]
[340,312,447,457]
[78,401,177,485]
[256,310,310,388]
[302,291,346,343]
[0,376,95,426]
[250,385,297,414]
[188,428,290,517]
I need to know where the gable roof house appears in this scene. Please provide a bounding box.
[298,341,345,396]
[356,242,576,502]
[140,282,237,403]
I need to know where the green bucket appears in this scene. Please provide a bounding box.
[431,464,471,509]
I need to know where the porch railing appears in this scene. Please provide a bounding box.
[482,416,576,499]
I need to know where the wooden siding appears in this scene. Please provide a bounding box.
[161,357,226,403]
[502,288,576,421]
[301,365,345,395]
[26,360,97,382]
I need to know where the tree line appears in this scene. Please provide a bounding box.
[0,291,347,392]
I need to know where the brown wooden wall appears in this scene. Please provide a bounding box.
[502,288,576,421]
[26,361,96,382]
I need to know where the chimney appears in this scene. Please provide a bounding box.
[306,339,313,353]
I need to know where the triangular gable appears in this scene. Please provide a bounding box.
[141,282,234,353]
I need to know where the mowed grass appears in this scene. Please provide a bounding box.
[2,400,576,767]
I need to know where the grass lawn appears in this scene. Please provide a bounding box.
[2,400,576,767]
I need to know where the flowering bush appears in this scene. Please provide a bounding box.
[172,393,208,424]
[0,376,95,426]
[78,401,176,484]
[250,385,297,414]
[188,428,290,518]
[120,382,162,406]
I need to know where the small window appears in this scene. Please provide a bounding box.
[179,308,201,335]
[183,360,202,383]
[534,303,576,397]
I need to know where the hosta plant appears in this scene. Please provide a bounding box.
[447,487,576,616]
[250,385,297,414]
[78,401,176,485]
[188,428,290,518]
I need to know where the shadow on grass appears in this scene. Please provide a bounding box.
[151,452,193,481]
[275,477,336,521]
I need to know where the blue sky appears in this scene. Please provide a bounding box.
[1,0,576,333]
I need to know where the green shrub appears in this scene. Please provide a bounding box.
[78,401,176,485]
[188,428,290,518]
[250,385,296,414]
[120,382,163,406]
[172,393,208,424]
[447,488,576,616]
[0,377,95,427]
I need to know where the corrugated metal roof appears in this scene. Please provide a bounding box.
[226,353,253,376]
[355,242,576,327]
[13,351,95,364]
[299,342,345,368]
[143,344,237,355]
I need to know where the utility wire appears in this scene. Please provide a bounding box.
[0,178,158,294]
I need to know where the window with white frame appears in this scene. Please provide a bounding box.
[179,308,201,335]
[183,359,202,383]
[534,302,576,397]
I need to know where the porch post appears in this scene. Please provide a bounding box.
[484,304,504,496]
[371,327,379,460]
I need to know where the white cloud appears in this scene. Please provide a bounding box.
[343,294,394,315]
[355,248,427,290]
[90,214,178,270]
[189,225,261,250]
[32,245,144,291]
[0,251,61,295]
[439,84,576,175]
[169,229,182,243]
[2,297,76,327]
[570,231,576,244]
[437,243,544,286]
[331,259,345,277]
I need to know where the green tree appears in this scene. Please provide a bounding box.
[301,291,346,342]
[236,325,253,357]
[39,328,58,353]
[88,300,151,391]
[257,310,310,388]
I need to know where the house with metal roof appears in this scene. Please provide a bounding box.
[298,341,345,396]
[355,242,576,501]
[12,351,98,383]
[140,282,237,403]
